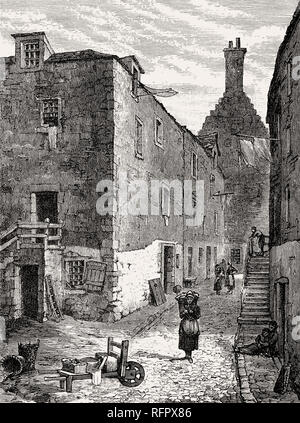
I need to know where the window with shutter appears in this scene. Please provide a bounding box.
[84,261,107,293]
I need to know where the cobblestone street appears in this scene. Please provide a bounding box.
[0,280,242,403]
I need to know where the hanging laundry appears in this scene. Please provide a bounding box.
[239,137,270,168]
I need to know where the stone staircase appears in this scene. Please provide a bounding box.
[238,254,271,325]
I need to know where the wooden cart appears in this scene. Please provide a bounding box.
[44,337,145,393]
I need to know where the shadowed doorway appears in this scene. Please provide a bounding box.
[21,265,39,319]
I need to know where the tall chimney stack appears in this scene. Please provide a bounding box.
[223,37,247,93]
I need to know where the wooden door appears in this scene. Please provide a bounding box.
[278,282,289,364]
[163,246,175,294]
[21,265,39,319]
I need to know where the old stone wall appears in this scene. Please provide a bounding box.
[113,60,185,252]
[267,10,300,396]
[268,22,300,247]
[269,242,300,396]
[62,245,120,323]
[0,57,115,249]
[183,130,225,281]
[0,52,119,321]
[200,90,269,269]
[110,60,185,307]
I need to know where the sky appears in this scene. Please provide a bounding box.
[0,0,299,133]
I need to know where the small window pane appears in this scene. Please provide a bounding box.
[66,260,85,288]
[43,99,59,126]
[22,41,40,68]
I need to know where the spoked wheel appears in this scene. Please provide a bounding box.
[118,361,145,387]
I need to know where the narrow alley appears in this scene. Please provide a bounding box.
[0,280,241,403]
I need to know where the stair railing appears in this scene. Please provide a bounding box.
[0,220,63,253]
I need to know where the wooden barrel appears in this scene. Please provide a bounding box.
[18,339,40,371]
[2,355,25,376]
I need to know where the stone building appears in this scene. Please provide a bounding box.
[199,38,269,271]
[183,128,225,283]
[267,3,300,395]
[0,32,225,324]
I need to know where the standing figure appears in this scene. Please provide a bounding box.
[214,264,224,295]
[249,226,266,257]
[225,262,238,294]
[220,259,227,274]
[173,291,201,363]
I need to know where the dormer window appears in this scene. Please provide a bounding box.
[12,32,55,72]
[42,98,59,126]
[22,40,40,68]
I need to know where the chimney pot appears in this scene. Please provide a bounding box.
[224,38,247,93]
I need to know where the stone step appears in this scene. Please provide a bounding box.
[249,258,269,263]
[238,316,272,325]
[247,273,269,277]
[245,289,269,295]
[245,284,269,289]
[247,275,269,279]
[246,284,270,290]
[245,294,269,300]
[248,267,269,273]
[243,297,269,307]
[243,304,269,311]
[248,263,269,268]
[241,311,271,318]
[246,273,270,280]
[246,277,269,282]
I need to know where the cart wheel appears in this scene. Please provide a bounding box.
[118,361,145,387]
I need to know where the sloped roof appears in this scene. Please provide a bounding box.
[46,49,117,63]
[200,91,268,139]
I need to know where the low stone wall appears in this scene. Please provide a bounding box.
[270,241,300,396]
[63,290,113,322]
